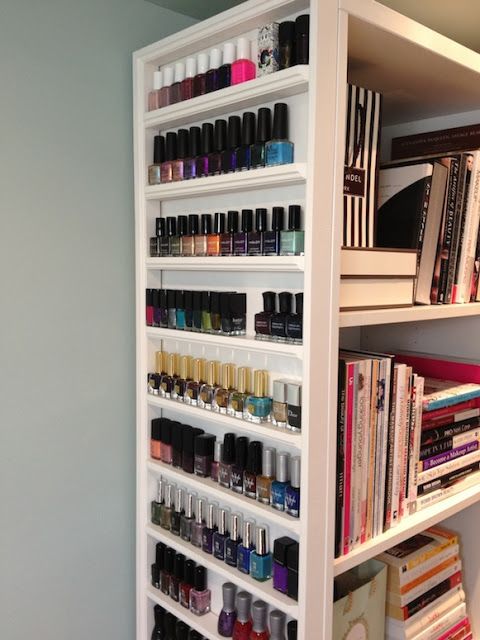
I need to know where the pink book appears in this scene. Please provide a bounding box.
[395,351,480,384]
[343,361,355,556]
[437,617,469,640]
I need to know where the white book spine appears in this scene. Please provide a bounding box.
[352,360,368,548]
[388,560,461,607]
[417,448,480,484]
[409,375,424,514]
[361,359,372,543]
[416,470,480,510]
[400,369,412,517]
[414,603,467,640]
[389,544,459,588]
[378,358,392,535]
[392,364,407,526]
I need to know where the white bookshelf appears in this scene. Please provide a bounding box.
[134,1,480,637]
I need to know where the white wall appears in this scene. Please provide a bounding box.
[0,1,194,638]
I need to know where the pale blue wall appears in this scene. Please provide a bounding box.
[0,1,194,638]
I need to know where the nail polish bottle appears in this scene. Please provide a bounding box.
[166,290,176,329]
[234,209,253,256]
[192,291,203,332]
[219,42,235,89]
[161,547,175,595]
[185,358,207,406]
[151,562,160,589]
[228,368,251,419]
[149,234,159,258]
[212,363,235,412]
[180,491,196,542]
[280,205,304,255]
[248,208,266,255]
[146,288,154,326]
[193,53,208,97]
[180,558,195,608]
[206,48,222,93]
[156,540,165,569]
[232,591,252,640]
[231,37,256,85]
[271,381,288,428]
[217,584,237,639]
[176,621,189,640]
[161,66,174,106]
[270,610,287,640]
[250,601,270,640]
[194,434,215,478]
[256,447,276,504]
[171,62,185,104]
[195,214,211,256]
[181,426,202,474]
[220,210,238,255]
[209,292,221,333]
[271,292,292,341]
[273,536,296,594]
[213,507,230,561]
[175,356,193,402]
[181,57,196,101]
[236,113,255,171]
[151,604,165,640]
[265,103,294,166]
[196,123,213,178]
[183,214,199,257]
[166,217,178,256]
[184,126,201,180]
[218,432,236,487]
[151,290,160,327]
[201,291,212,332]
[209,119,227,176]
[263,207,284,256]
[160,482,174,530]
[245,371,272,423]
[157,217,171,256]
[237,519,255,574]
[250,108,272,169]
[151,476,164,526]
[225,512,242,567]
[161,131,177,183]
[172,128,188,182]
[158,290,168,328]
[279,21,295,69]
[271,452,290,511]
[148,68,162,111]
[191,497,205,548]
[244,440,262,499]
[148,135,164,185]
[287,542,299,600]
[189,565,211,616]
[163,612,176,640]
[189,631,202,640]
[285,456,301,517]
[295,14,310,64]
[160,418,173,463]
[175,291,186,330]
[184,290,193,330]
[171,486,184,535]
[202,501,218,554]
[287,384,302,432]
[211,440,222,483]
[151,418,162,460]
[199,360,221,410]
[207,212,225,256]
[287,621,297,640]
[231,436,248,494]
[221,116,240,173]
[258,23,280,76]
[170,553,184,601]
[286,292,303,343]
[250,526,272,582]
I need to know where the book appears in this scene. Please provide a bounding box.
[416,470,480,510]
[391,122,480,159]
[418,440,479,472]
[387,548,459,592]
[335,358,346,558]
[385,571,462,620]
[339,276,415,310]
[384,365,399,530]
[340,247,417,276]
[421,417,480,445]
[386,559,462,607]
[417,460,480,496]
[417,448,480,484]
[395,351,480,385]
[436,156,460,303]
[414,605,467,640]
[419,428,480,458]
[378,527,458,572]
[423,378,480,412]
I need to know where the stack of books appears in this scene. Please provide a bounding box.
[379,526,472,640]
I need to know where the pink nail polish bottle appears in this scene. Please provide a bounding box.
[161,66,174,106]
[193,53,208,97]
[231,37,256,85]
[148,69,162,111]
[181,57,196,101]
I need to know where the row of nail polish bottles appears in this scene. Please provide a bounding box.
[257,15,310,76]
[255,291,303,343]
[149,207,304,258]
[147,103,293,185]
[152,604,206,640]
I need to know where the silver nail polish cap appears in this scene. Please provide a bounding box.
[291,456,301,488]
[156,477,164,502]
[206,502,217,529]
[255,525,269,556]
[175,487,184,513]
[195,497,205,524]
[164,483,174,508]
[230,512,241,541]
[276,452,290,483]
[217,507,230,535]
[262,447,276,478]
[236,591,252,624]
[270,610,286,639]
[185,492,195,518]
[287,382,302,406]
[273,380,287,403]
[214,440,223,463]
[243,519,254,548]
[252,600,268,633]
[222,582,237,613]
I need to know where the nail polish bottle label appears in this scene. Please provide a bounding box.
[220,234,234,255]
[263,231,280,255]
[233,233,248,256]
[180,582,192,608]
[273,561,289,593]
[160,162,173,182]
[230,467,244,493]
[202,528,214,554]
[250,143,266,168]
[148,165,162,185]
[169,236,182,256]
[150,237,159,257]
[271,481,287,510]
[243,472,257,499]
[160,237,170,256]
[225,539,239,567]
[151,501,162,526]
[285,486,300,517]
[235,146,251,171]
[183,158,196,180]
[250,551,272,581]
[247,232,263,256]
[237,545,252,574]
[189,588,211,615]
[272,400,287,427]
[213,533,227,561]
[172,160,184,182]
[280,230,304,256]
[287,404,302,431]
[265,140,294,166]
[218,64,231,89]
[194,454,212,478]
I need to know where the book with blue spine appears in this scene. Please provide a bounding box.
[423,378,480,412]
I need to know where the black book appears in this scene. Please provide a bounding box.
[335,358,346,558]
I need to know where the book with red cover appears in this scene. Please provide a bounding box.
[395,351,480,384]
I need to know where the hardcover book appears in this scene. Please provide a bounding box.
[391,122,480,160]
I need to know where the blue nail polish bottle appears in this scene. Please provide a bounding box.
[271,452,290,511]
[250,525,272,582]
[285,456,301,518]
[245,370,272,423]
[265,103,294,167]
[175,290,185,329]
[225,513,242,567]
[213,507,230,561]
[237,519,255,574]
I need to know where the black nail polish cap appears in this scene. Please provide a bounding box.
[214,119,227,152]
[279,291,292,313]
[184,558,195,585]
[171,421,183,453]
[189,631,202,640]
[262,291,276,313]
[188,214,199,235]
[165,131,177,161]
[176,621,189,640]
[295,14,310,35]
[272,103,289,140]
[192,291,202,313]
[201,122,214,155]
[230,293,246,316]
[273,536,297,566]
[256,107,272,144]
[177,128,189,160]
[151,563,159,584]
[241,112,255,146]
[165,546,175,573]
[287,541,299,572]
[152,289,159,308]
[151,418,162,440]
[246,440,263,475]
[271,206,285,231]
[153,604,165,627]
[164,613,176,639]
[210,291,220,314]
[227,210,239,233]
[184,290,193,312]
[288,204,301,230]
[202,290,210,312]
[166,216,177,237]
[167,289,176,309]
[177,215,188,236]
[175,290,185,309]
[159,289,167,308]
[279,20,295,43]
[156,217,165,237]
[219,292,231,317]
[287,620,298,640]
[153,135,165,164]
[235,436,248,469]
[295,292,304,314]
[201,213,212,235]
[255,208,267,232]
[241,209,253,232]
[189,125,201,158]
[160,418,172,445]
[174,553,185,580]
[194,565,207,591]
[146,288,153,306]
[214,212,226,234]
[156,541,166,568]
[222,433,236,465]
[194,433,215,457]
[227,115,241,150]
[181,425,194,454]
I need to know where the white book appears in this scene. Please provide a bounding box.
[392,363,407,526]
[341,247,418,276]
[377,357,392,536]
[413,602,467,640]
[352,359,369,548]
[408,375,424,514]
[388,544,459,588]
[400,368,413,518]
[417,448,480,485]
[339,276,415,310]
[360,358,372,543]
[416,470,480,511]
[387,559,461,607]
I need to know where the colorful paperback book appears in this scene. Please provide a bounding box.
[417,448,480,485]
[385,571,462,620]
[416,469,480,510]
[387,551,460,594]
[416,461,480,496]
[418,440,479,471]
[378,527,458,573]
[386,559,462,607]
[420,426,480,454]
[423,378,480,412]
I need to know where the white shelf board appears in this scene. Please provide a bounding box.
[339,302,480,328]
[146,523,299,616]
[145,66,309,131]
[144,164,307,201]
[334,481,480,576]
[146,326,303,358]
[341,0,480,125]
[146,585,219,640]
[146,256,305,272]
[147,458,301,534]
[147,394,302,447]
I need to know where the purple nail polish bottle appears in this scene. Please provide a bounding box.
[218,582,237,637]
[273,536,296,594]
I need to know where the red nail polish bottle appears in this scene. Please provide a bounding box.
[232,591,253,640]
[249,600,270,640]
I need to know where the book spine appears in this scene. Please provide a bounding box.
[360,359,372,544]
[388,571,462,621]
[387,559,461,607]
[446,155,469,302]
[409,375,424,514]
[391,122,480,159]
[438,157,460,302]
[389,549,459,592]
[392,364,407,526]
[342,362,355,556]
[352,360,364,549]
[416,606,467,640]
[400,369,413,518]
[420,428,480,459]
[416,469,480,510]
[384,365,399,530]
[417,448,480,484]
[421,398,480,424]
[419,440,479,471]
[417,460,480,496]
[435,616,469,640]
[335,359,346,558]
[376,357,391,536]
[365,358,378,541]
[423,388,480,413]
